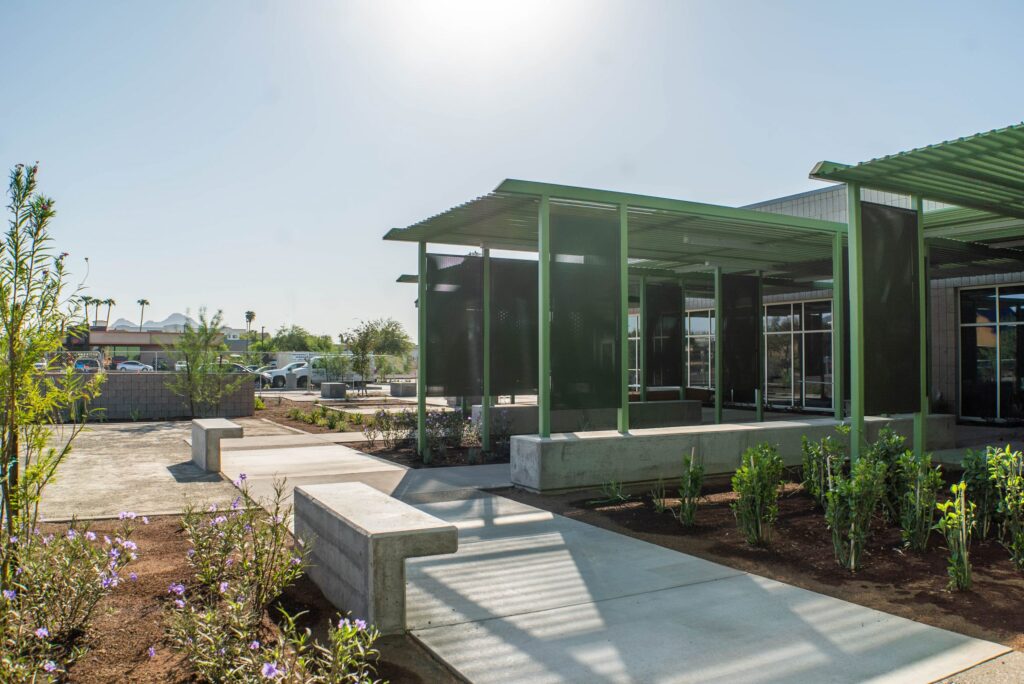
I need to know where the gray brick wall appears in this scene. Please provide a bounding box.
[60,372,255,421]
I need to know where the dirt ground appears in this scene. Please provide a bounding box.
[57,516,459,684]
[500,482,1024,651]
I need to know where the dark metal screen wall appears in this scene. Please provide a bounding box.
[424,254,483,397]
[645,281,684,388]
[490,258,538,394]
[721,274,761,404]
[860,202,920,415]
[550,206,622,410]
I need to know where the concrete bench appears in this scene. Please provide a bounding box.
[321,382,348,399]
[294,482,458,635]
[191,418,243,472]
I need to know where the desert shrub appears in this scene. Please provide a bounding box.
[166,478,382,682]
[802,434,846,509]
[492,408,513,457]
[731,443,784,546]
[864,428,907,522]
[988,445,1024,570]
[254,396,266,411]
[590,480,631,505]
[673,449,704,527]
[897,450,943,552]
[375,410,400,449]
[286,408,304,421]
[935,481,975,591]
[824,451,886,572]
[961,447,999,539]
[361,419,378,448]
[1,517,141,681]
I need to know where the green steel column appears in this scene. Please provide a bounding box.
[538,196,552,438]
[912,196,928,458]
[482,247,491,451]
[680,280,686,401]
[639,275,647,403]
[832,231,845,421]
[714,266,723,425]
[417,241,427,457]
[755,275,764,422]
[618,203,630,433]
[846,184,865,461]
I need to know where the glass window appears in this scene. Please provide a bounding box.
[687,311,710,335]
[765,334,793,404]
[961,326,998,418]
[1000,286,1024,324]
[961,288,997,325]
[804,301,832,331]
[688,337,712,388]
[1000,326,1024,419]
[764,305,791,333]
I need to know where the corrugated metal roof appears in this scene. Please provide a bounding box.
[810,123,1024,220]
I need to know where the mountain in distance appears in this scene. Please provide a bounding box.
[108,313,198,332]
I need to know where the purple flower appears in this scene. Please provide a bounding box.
[2,589,16,600]
[129,572,138,582]
[218,581,229,594]
[35,627,49,639]
[290,556,301,566]
[103,535,112,545]
[108,547,121,560]
[147,646,156,659]
[66,529,77,539]
[168,583,185,596]
[239,473,247,481]
[101,575,114,589]
[9,535,17,544]
[121,540,138,551]
[354,618,367,630]
[231,497,241,510]
[186,548,195,558]
[142,516,150,525]
[84,531,96,541]
[249,640,261,650]
[118,511,137,520]
[338,618,350,629]
[261,662,281,679]
[43,661,57,672]
[174,599,185,609]
[207,503,217,513]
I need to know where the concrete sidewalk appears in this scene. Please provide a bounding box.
[404,493,1009,684]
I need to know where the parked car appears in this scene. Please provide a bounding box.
[175,360,188,371]
[262,361,308,388]
[73,358,102,373]
[116,360,153,372]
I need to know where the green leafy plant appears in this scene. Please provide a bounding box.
[864,427,907,522]
[935,481,975,591]
[897,450,943,552]
[731,443,784,546]
[673,448,704,527]
[824,450,886,572]
[649,479,668,514]
[988,445,1024,570]
[589,480,632,505]
[801,434,846,508]
[163,308,245,418]
[254,395,266,411]
[961,447,998,539]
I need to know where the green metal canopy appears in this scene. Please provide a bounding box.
[384,179,847,279]
[811,122,1024,220]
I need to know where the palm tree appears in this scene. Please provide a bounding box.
[103,298,116,330]
[244,311,255,350]
[137,298,150,332]
[81,295,94,326]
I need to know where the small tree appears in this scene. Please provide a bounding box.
[1,163,102,580]
[164,308,244,417]
[341,318,412,395]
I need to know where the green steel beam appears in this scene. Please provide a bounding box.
[618,203,630,433]
[832,232,845,421]
[497,179,847,235]
[680,279,686,401]
[538,196,552,438]
[713,266,723,425]
[639,274,647,403]
[417,242,428,458]
[482,247,491,452]
[913,197,928,458]
[846,184,865,461]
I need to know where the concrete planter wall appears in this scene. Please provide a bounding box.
[55,372,255,421]
[511,414,957,493]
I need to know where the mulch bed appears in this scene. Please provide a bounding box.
[51,516,456,683]
[499,482,1024,651]
[359,443,509,469]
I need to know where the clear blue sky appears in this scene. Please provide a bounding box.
[2,1,1022,336]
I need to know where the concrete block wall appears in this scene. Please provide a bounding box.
[63,372,255,421]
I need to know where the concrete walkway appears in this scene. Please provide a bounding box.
[404,493,1009,684]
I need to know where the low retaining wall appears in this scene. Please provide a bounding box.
[510,414,956,493]
[73,372,255,421]
[471,400,703,435]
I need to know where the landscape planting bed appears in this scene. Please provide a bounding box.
[500,481,1024,650]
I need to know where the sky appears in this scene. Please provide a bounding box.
[2,1,1023,336]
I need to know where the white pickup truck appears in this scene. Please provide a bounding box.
[261,361,309,388]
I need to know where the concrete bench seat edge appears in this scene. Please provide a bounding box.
[293,482,458,635]
[191,418,243,473]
